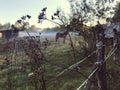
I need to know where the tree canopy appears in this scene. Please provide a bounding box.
[68,0,119,25]
[112,3,120,22]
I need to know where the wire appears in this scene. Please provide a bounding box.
[104,47,117,62]
[76,47,117,90]
[56,50,97,78]
[76,68,98,90]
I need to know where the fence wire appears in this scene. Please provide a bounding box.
[76,47,117,90]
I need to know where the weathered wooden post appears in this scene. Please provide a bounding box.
[95,24,107,90]
[113,28,119,62]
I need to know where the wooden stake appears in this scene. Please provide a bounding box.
[95,24,107,90]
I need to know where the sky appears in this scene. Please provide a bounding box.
[0,0,70,29]
[0,0,120,29]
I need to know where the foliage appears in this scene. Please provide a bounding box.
[112,3,120,22]
[15,15,31,30]
[68,0,118,24]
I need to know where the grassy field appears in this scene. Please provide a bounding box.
[0,35,120,90]
[0,37,94,90]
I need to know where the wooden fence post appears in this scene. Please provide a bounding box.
[113,28,118,62]
[95,24,107,90]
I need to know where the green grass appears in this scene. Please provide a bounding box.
[0,43,93,90]
[0,41,119,90]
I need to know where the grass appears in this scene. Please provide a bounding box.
[42,44,96,90]
[0,41,94,90]
[0,38,119,90]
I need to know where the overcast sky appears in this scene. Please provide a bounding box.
[0,0,70,29]
[0,0,119,29]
